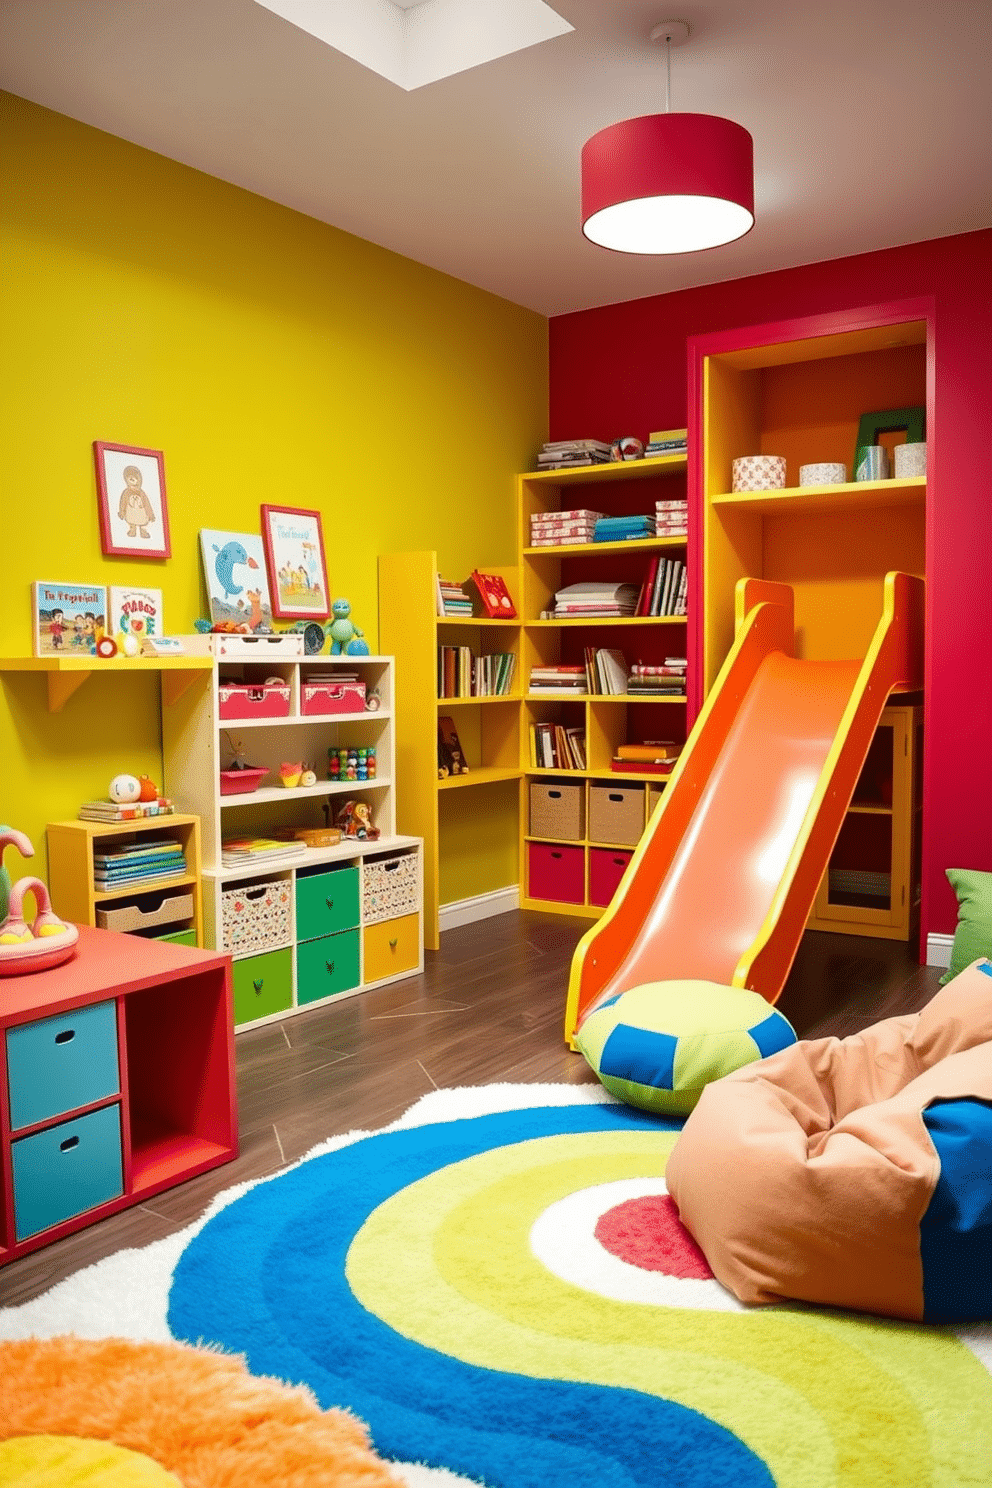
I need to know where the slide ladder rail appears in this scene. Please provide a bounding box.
[564,584,795,1043]
[737,570,924,998]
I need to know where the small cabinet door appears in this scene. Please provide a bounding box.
[6,1001,119,1131]
[11,1104,123,1241]
[295,866,360,942]
[296,929,361,1004]
[363,914,420,983]
[232,947,293,1026]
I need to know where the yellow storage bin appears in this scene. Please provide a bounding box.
[363,913,420,983]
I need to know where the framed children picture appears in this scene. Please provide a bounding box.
[94,442,172,559]
[199,529,273,630]
[260,505,330,619]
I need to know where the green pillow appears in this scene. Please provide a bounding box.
[941,868,992,984]
[574,980,797,1116]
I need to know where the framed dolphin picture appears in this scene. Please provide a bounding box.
[199,528,273,631]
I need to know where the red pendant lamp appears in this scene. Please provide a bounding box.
[582,21,754,255]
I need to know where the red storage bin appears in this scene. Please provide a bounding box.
[589,847,633,907]
[301,681,367,715]
[528,842,584,905]
[218,681,291,721]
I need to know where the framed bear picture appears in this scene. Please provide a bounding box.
[94,442,172,559]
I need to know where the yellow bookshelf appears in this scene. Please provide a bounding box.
[378,551,522,949]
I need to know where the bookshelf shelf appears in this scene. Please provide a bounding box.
[0,654,214,713]
[710,474,924,517]
[437,767,522,792]
[518,458,689,918]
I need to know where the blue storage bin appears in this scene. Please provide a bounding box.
[11,1103,123,1240]
[6,1000,120,1131]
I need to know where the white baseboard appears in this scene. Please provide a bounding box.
[440,885,520,933]
[926,932,954,969]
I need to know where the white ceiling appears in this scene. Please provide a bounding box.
[3,0,990,316]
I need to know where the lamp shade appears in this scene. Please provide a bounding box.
[582,112,754,254]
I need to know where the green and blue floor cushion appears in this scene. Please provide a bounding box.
[575,980,797,1115]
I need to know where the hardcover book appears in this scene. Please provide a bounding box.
[109,586,163,647]
[468,570,517,619]
[32,582,108,657]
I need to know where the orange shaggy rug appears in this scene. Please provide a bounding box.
[0,1336,401,1487]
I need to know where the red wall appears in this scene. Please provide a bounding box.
[549,229,992,945]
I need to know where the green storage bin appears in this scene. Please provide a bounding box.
[295,865,360,941]
[154,928,197,948]
[232,946,293,1026]
[296,929,360,1005]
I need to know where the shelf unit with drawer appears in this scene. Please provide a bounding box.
[0,925,236,1268]
[162,652,424,1029]
[524,774,666,914]
[47,813,203,950]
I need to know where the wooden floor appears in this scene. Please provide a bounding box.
[0,911,941,1307]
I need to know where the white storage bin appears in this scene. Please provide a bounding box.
[221,876,293,955]
[362,852,421,925]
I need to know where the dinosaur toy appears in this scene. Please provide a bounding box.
[328,598,370,656]
[0,827,78,975]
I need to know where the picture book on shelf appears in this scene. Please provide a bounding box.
[108,586,163,648]
[32,582,107,657]
[438,715,470,777]
[468,570,517,619]
[199,528,273,631]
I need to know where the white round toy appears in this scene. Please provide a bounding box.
[109,773,142,804]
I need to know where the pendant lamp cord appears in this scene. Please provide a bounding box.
[665,36,671,111]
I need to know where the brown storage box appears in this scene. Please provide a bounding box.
[648,784,665,818]
[96,891,194,934]
[529,781,585,841]
[589,783,645,847]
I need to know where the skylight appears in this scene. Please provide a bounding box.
[253,0,573,91]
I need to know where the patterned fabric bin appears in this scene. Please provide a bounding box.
[221,877,293,956]
[362,852,421,925]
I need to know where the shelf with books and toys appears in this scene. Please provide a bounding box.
[160,652,423,1029]
[379,551,523,950]
[517,451,691,918]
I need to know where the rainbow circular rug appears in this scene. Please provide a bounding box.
[3,1085,991,1487]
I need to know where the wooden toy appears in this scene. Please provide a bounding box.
[334,800,380,840]
[0,828,78,976]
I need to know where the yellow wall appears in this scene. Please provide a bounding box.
[0,93,547,889]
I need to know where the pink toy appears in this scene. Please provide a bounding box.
[0,829,78,976]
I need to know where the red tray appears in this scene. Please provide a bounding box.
[219,767,269,795]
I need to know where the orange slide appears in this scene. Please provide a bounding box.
[565,572,924,1044]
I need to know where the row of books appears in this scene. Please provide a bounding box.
[535,440,612,470]
[554,581,639,618]
[435,570,518,619]
[594,514,654,543]
[222,836,307,867]
[78,798,176,822]
[93,838,186,888]
[528,651,687,697]
[635,557,687,617]
[438,646,516,697]
[530,722,586,770]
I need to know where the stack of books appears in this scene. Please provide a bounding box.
[78,798,175,823]
[611,741,683,775]
[530,722,586,770]
[656,497,689,537]
[536,440,612,470]
[626,660,688,696]
[529,664,587,696]
[93,838,186,890]
[645,427,688,457]
[594,513,655,543]
[530,509,603,547]
[583,647,629,694]
[554,581,639,618]
[436,577,473,617]
[635,556,686,616]
[222,836,307,868]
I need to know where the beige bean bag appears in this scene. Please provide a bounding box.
[666,958,992,1322]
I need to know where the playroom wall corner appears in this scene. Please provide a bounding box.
[0,92,548,891]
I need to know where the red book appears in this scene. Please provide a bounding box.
[469,570,517,618]
[611,758,676,775]
[636,557,659,617]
